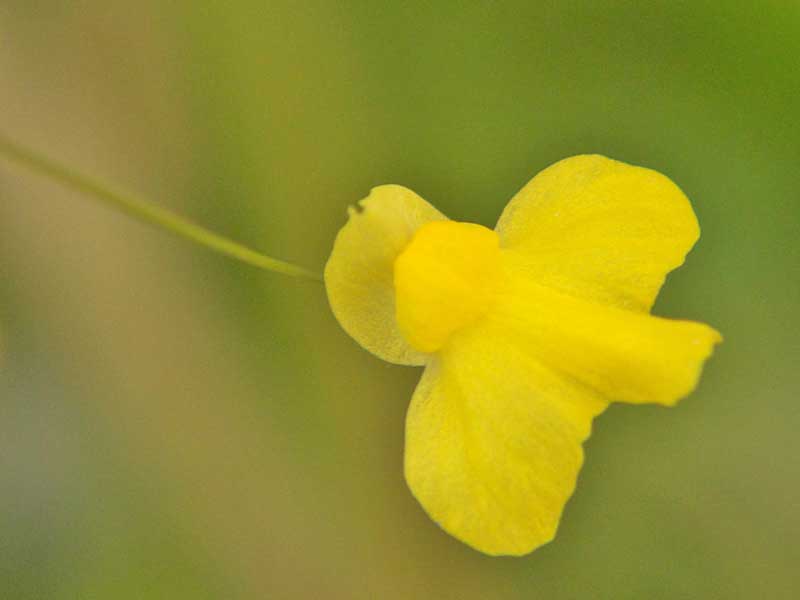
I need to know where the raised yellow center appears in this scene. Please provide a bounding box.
[394,220,502,353]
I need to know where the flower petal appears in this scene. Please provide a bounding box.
[495,155,700,312]
[405,320,607,556]
[325,185,447,365]
[491,254,722,406]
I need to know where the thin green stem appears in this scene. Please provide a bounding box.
[0,132,322,282]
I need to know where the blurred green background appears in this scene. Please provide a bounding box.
[1,1,798,598]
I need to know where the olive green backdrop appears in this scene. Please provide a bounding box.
[1,2,797,598]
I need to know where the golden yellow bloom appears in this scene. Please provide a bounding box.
[325,155,721,556]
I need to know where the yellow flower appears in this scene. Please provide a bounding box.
[325,155,721,556]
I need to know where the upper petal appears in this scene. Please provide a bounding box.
[495,155,699,312]
[404,320,607,556]
[325,185,447,365]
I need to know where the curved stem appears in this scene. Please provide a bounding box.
[0,132,322,282]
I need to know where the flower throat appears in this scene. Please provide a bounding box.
[393,220,502,353]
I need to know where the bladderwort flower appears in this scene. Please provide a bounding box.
[325,155,721,556]
[0,134,721,558]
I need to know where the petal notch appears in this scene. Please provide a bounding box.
[325,185,447,365]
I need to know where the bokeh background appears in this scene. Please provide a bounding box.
[1,2,798,598]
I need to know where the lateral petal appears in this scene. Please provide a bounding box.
[490,253,722,406]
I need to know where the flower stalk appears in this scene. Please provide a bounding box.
[0,132,322,282]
